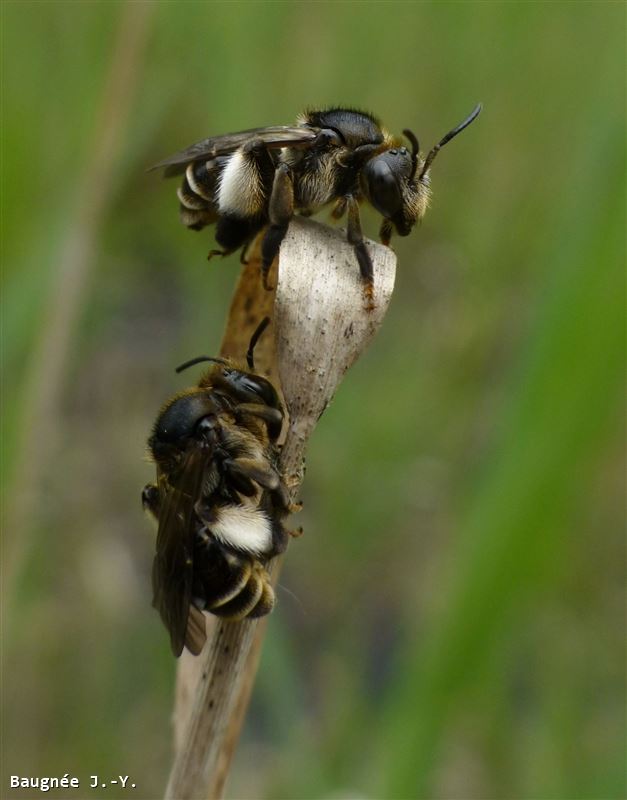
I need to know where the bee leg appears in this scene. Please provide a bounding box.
[331,197,347,220]
[223,456,292,517]
[346,195,375,311]
[233,402,283,440]
[142,483,160,521]
[261,163,294,290]
[270,517,289,555]
[207,247,233,260]
[266,478,294,517]
[229,472,258,497]
[223,457,281,493]
[272,481,293,515]
[240,242,251,265]
[209,240,255,262]
[379,219,393,247]
[214,215,264,262]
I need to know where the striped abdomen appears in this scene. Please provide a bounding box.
[177,159,223,230]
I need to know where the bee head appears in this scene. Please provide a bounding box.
[361,144,419,236]
[149,389,220,462]
[364,104,482,237]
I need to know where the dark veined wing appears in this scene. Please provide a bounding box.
[151,446,211,656]
[149,125,320,176]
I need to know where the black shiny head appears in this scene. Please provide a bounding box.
[149,390,219,460]
[362,146,414,233]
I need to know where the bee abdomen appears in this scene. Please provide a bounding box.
[247,579,275,618]
[210,562,275,620]
[178,161,220,230]
[187,161,219,202]
[194,542,275,621]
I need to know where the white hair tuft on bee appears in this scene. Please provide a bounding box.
[218,150,264,217]
[210,504,273,555]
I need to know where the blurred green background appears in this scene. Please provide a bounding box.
[2,2,624,799]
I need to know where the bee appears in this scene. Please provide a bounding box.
[142,318,291,656]
[151,104,482,306]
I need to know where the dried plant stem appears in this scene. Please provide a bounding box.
[166,217,396,800]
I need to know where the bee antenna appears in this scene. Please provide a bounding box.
[402,129,420,180]
[419,102,482,182]
[175,356,227,374]
[247,316,271,370]
[276,582,307,615]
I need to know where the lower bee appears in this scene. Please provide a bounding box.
[151,104,482,306]
[143,318,291,656]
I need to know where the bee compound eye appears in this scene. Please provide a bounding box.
[195,414,218,438]
[154,392,218,445]
[363,157,403,218]
[220,369,280,408]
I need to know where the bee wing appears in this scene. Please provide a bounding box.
[149,126,320,176]
[151,447,210,657]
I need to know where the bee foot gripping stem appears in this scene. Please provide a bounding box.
[208,248,229,261]
[363,280,376,312]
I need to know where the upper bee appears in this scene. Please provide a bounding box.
[152,103,482,307]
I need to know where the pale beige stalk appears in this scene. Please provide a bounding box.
[166,217,396,800]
